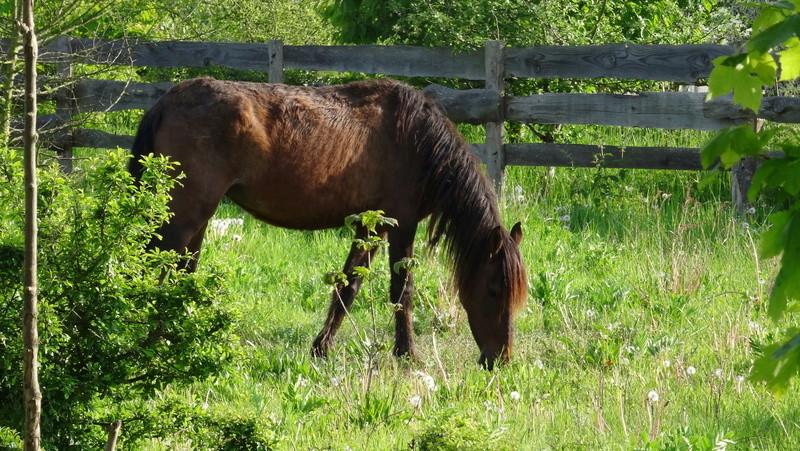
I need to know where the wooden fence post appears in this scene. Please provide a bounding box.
[731,118,762,212]
[484,40,506,196]
[268,40,284,84]
[54,36,74,173]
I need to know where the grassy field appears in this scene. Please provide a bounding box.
[127,121,800,449]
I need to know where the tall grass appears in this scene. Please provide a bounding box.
[67,118,795,448]
[153,153,798,449]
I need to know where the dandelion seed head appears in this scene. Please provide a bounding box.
[422,375,437,392]
[686,366,696,375]
[663,360,671,368]
[533,359,544,370]
[714,368,724,378]
[510,391,521,401]
[647,390,659,402]
[409,395,422,408]
[560,214,571,222]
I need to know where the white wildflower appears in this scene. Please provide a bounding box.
[422,375,437,392]
[232,234,243,242]
[409,395,423,408]
[647,390,659,403]
[742,221,750,229]
[746,206,756,215]
[533,359,544,370]
[331,377,340,387]
[663,360,671,368]
[209,217,244,236]
[686,366,697,376]
[714,368,724,378]
[509,391,521,401]
[586,308,596,318]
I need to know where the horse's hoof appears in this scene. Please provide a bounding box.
[311,338,329,359]
[393,344,420,362]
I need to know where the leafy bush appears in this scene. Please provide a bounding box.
[410,409,510,450]
[0,148,241,448]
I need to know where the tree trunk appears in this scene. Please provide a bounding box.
[21,0,41,449]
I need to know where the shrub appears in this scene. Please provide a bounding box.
[0,148,241,448]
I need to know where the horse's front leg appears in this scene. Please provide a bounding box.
[389,224,418,360]
[311,226,381,359]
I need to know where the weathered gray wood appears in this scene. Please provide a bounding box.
[506,43,733,83]
[67,39,272,70]
[506,92,736,130]
[283,45,485,79]
[54,36,74,172]
[73,79,174,113]
[25,38,486,78]
[506,143,704,170]
[470,143,488,164]
[267,40,284,84]
[705,94,800,124]
[422,85,500,124]
[484,40,506,194]
[731,119,762,212]
[73,128,134,149]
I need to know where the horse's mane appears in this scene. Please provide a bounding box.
[392,82,527,313]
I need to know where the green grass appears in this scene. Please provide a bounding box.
[137,160,799,450]
[65,120,797,448]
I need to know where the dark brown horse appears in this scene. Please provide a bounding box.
[129,77,527,369]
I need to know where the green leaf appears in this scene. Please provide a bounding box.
[778,38,800,80]
[767,210,800,319]
[760,211,791,259]
[707,54,767,111]
[733,71,765,112]
[706,58,738,100]
[700,125,761,169]
[748,14,800,53]
[752,6,791,34]
[748,51,779,85]
[751,340,800,398]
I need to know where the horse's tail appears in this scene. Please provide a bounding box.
[128,102,164,182]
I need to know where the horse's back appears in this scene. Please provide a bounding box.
[151,78,423,230]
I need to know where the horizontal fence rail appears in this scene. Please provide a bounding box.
[4,37,797,203]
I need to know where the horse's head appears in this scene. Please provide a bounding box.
[459,222,527,370]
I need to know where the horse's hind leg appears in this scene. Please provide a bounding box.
[389,223,418,360]
[311,226,381,359]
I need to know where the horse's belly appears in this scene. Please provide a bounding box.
[225,183,382,231]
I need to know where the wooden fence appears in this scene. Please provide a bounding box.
[16,37,800,201]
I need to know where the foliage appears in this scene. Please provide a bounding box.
[702,0,800,396]
[318,0,747,143]
[409,409,509,450]
[319,0,740,47]
[0,148,241,448]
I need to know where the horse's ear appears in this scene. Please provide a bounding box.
[510,222,523,245]
[489,226,504,257]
